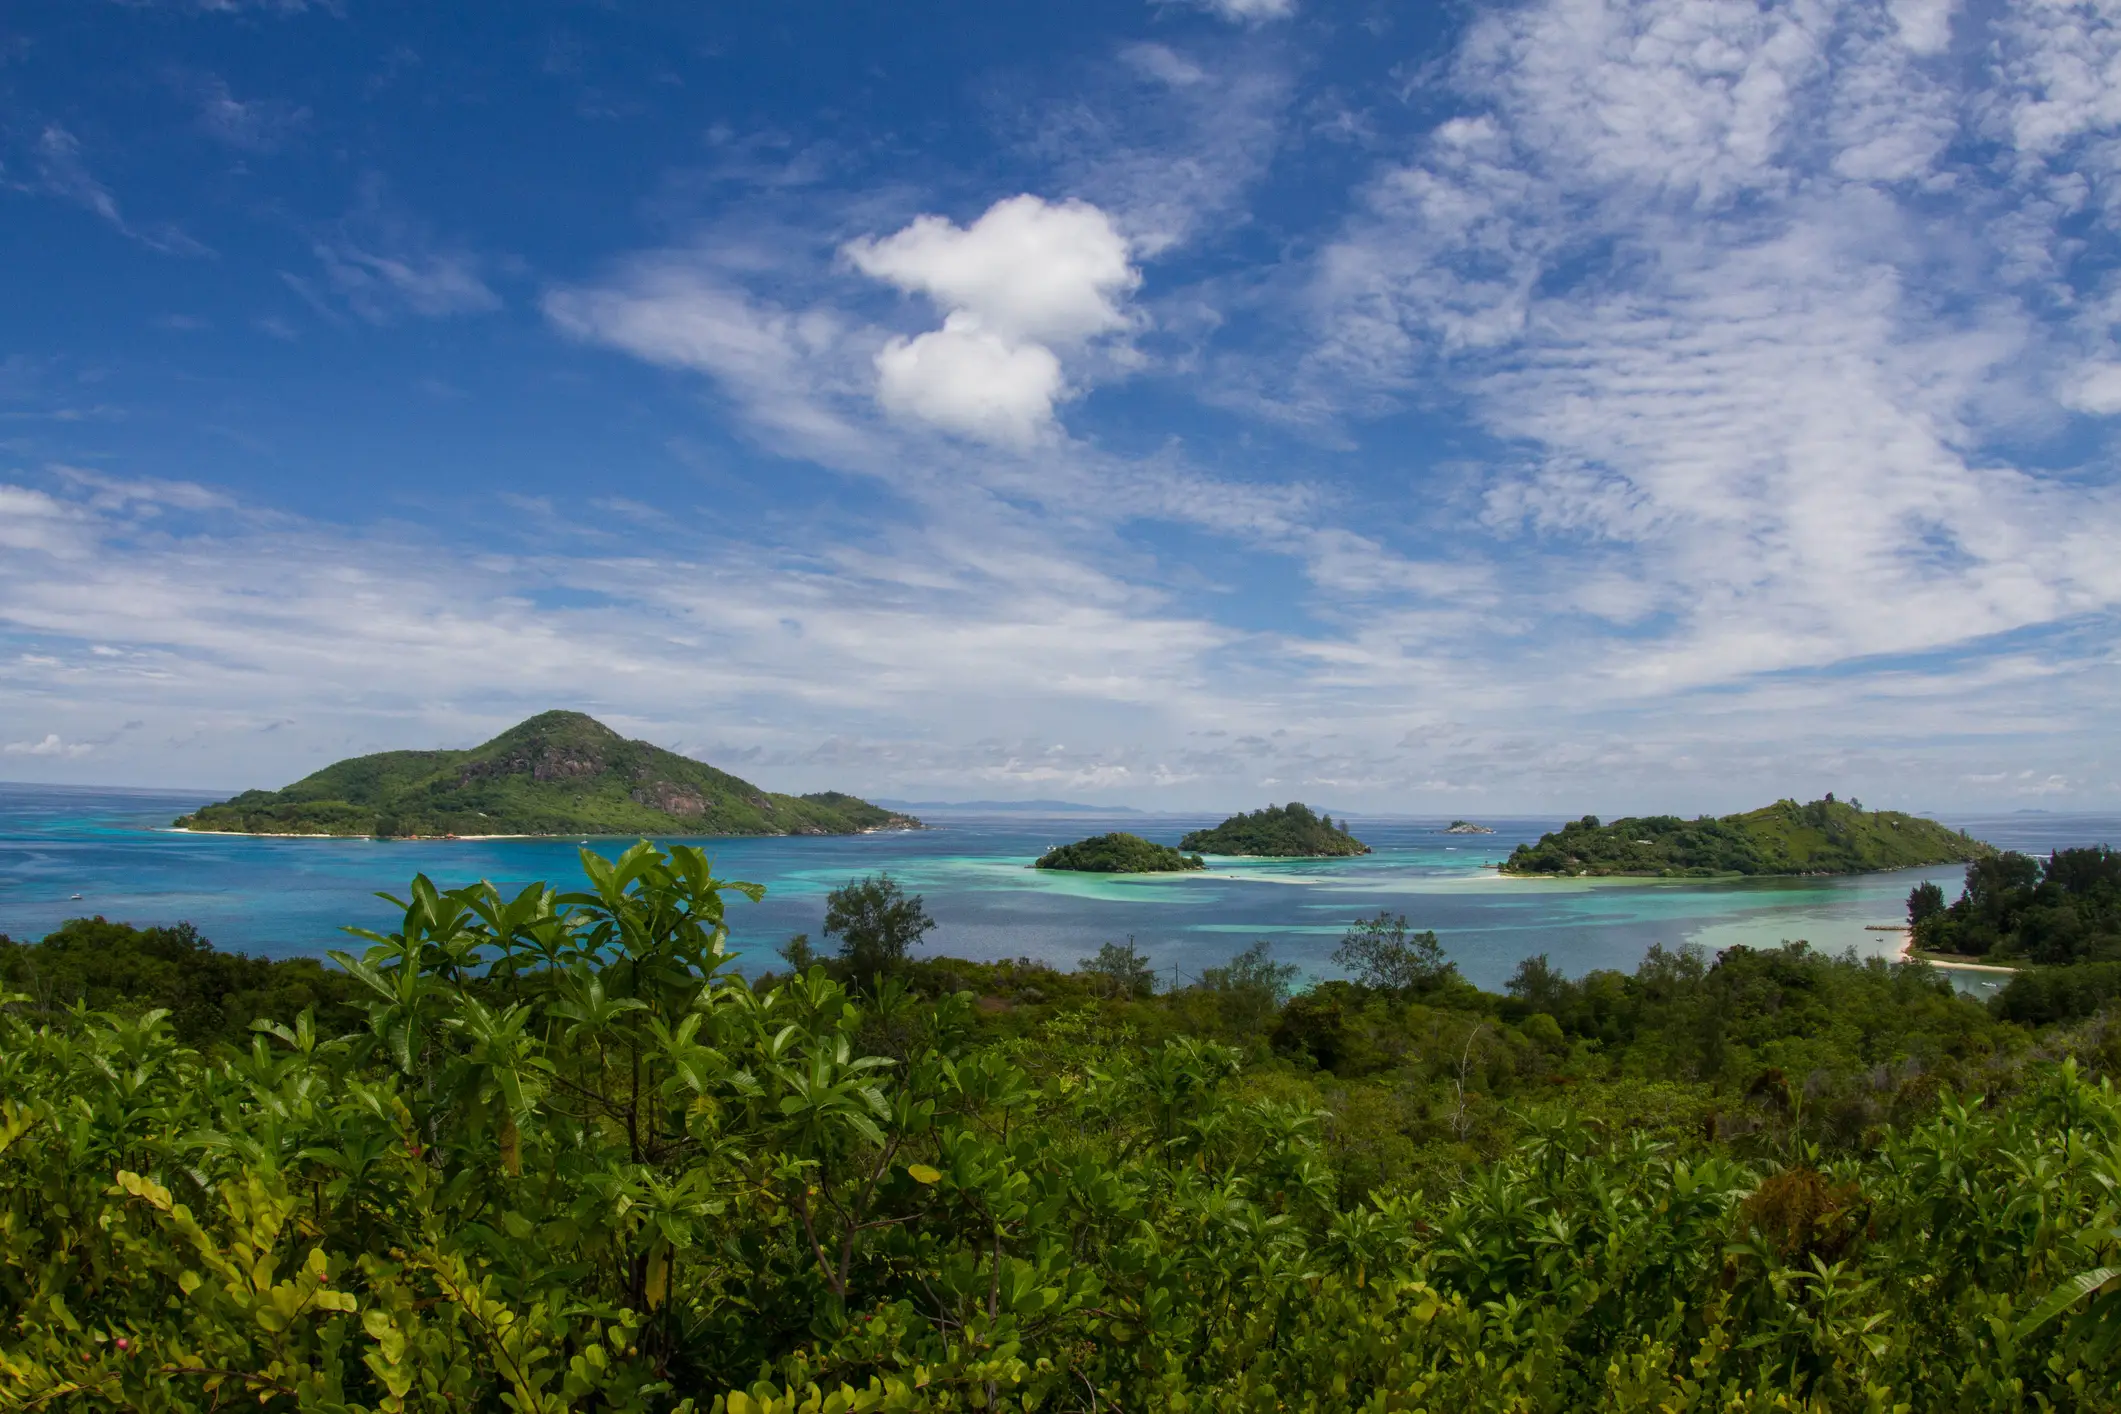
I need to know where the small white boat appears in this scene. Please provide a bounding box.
[69,893,82,900]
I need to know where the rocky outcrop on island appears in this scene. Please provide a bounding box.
[1445,821,1495,834]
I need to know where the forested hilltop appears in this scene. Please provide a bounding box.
[1502,795,1989,877]
[4,845,2120,1410]
[172,711,920,839]
[1180,802,1370,857]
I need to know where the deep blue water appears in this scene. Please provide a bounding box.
[2,783,2112,995]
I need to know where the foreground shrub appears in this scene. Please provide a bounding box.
[1,844,2117,1410]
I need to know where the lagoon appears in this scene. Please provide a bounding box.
[3,783,2111,996]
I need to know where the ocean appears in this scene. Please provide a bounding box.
[2,783,2112,996]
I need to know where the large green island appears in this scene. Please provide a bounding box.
[172,710,921,839]
[1180,802,1370,857]
[1034,832,1205,873]
[1499,795,1989,878]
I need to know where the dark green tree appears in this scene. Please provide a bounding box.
[1505,952,1569,1013]
[1199,940,1300,1034]
[822,872,935,978]
[776,932,819,970]
[1906,881,1946,926]
[1967,851,2042,909]
[1081,937,1158,999]
[1332,911,1456,994]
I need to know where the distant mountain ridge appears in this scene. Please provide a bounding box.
[1500,796,1989,878]
[173,712,921,839]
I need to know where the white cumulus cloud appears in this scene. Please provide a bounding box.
[845,195,1139,446]
[871,317,1067,448]
[2064,362,2121,415]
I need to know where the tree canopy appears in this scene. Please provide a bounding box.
[1330,911,1459,995]
[1032,832,1205,873]
[1916,846,2121,967]
[1501,797,1990,877]
[821,873,936,977]
[1178,802,1371,857]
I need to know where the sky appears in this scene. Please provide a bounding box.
[2,0,2119,815]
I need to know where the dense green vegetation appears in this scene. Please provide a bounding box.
[173,711,920,840]
[1916,848,2121,1028]
[5,844,2121,1411]
[1179,802,1370,857]
[0,917,365,1049]
[1501,796,1990,877]
[1913,847,2121,965]
[1033,832,1205,873]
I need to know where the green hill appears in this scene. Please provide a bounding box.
[172,711,921,839]
[1499,795,1990,878]
[1180,802,1370,857]
[1034,832,1205,873]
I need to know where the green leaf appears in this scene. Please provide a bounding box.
[2016,1266,2121,1340]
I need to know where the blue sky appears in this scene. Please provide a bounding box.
[3,0,2118,813]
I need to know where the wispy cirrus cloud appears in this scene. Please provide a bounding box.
[0,469,1257,792]
[1166,0,1296,27]
[109,1,337,13]
[1293,0,2121,703]
[290,181,499,324]
[3,437,2110,810]
[192,76,310,152]
[1015,36,1294,255]
[7,124,209,255]
[543,254,881,459]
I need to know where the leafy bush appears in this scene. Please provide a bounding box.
[0,917,364,1049]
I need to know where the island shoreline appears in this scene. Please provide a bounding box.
[1888,928,2020,974]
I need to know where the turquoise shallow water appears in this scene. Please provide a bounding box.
[1,784,2112,995]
